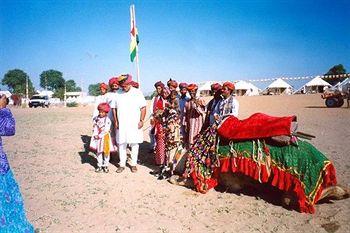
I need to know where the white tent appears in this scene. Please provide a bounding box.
[303,76,331,93]
[234,80,260,96]
[266,78,292,95]
[332,77,350,93]
[198,81,216,96]
[198,81,215,91]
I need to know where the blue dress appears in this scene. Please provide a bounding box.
[0,108,34,233]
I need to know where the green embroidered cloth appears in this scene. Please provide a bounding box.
[217,140,330,199]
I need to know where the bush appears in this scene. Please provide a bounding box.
[67,102,78,107]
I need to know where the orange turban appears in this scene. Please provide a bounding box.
[108,77,119,87]
[99,83,108,90]
[167,79,178,88]
[187,83,198,91]
[223,82,235,91]
[97,102,110,113]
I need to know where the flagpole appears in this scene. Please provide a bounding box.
[130,4,140,86]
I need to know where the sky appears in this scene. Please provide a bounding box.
[1,0,349,94]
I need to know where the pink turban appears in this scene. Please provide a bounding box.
[154,81,165,88]
[108,77,119,87]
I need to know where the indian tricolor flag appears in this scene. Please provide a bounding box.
[130,5,139,62]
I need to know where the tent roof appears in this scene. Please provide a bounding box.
[234,80,259,90]
[267,78,292,88]
[198,81,216,91]
[305,76,331,87]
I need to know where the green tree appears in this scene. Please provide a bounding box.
[88,83,101,96]
[324,64,347,85]
[53,88,65,100]
[66,79,82,92]
[40,70,65,91]
[2,69,35,95]
[145,91,156,100]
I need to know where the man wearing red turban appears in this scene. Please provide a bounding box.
[115,74,146,173]
[213,81,239,123]
[202,83,223,130]
[184,83,206,147]
[105,77,121,157]
[108,77,119,91]
[148,81,167,170]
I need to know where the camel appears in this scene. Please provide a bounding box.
[169,152,349,212]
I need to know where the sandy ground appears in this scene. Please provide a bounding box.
[3,94,350,233]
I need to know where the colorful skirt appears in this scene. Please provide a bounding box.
[0,169,34,232]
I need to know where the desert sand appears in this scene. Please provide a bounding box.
[3,93,350,233]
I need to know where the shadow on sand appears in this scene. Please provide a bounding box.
[79,135,157,170]
[78,135,96,168]
[305,106,329,109]
[214,175,297,211]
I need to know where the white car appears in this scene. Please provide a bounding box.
[29,95,50,108]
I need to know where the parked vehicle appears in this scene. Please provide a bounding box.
[29,95,50,108]
[321,90,345,108]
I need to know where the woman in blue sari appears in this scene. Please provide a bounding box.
[0,95,34,232]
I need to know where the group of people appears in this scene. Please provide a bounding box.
[89,74,146,174]
[148,79,239,179]
[89,75,240,179]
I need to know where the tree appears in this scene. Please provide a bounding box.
[66,79,82,92]
[2,69,35,95]
[53,88,65,100]
[40,70,65,91]
[323,64,347,85]
[88,83,101,96]
[145,91,156,100]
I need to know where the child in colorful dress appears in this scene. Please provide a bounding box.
[89,103,115,173]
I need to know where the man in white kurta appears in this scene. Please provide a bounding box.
[115,74,146,173]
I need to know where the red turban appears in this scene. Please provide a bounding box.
[211,83,222,91]
[223,82,235,91]
[187,83,198,91]
[130,81,139,88]
[154,81,165,88]
[97,102,110,113]
[118,74,132,85]
[99,83,108,90]
[167,79,178,88]
[108,77,119,87]
[179,82,188,89]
